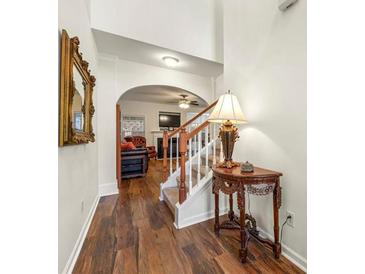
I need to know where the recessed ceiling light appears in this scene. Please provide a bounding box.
[162,56,179,67]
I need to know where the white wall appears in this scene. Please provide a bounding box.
[223,0,307,267]
[120,100,204,145]
[97,56,215,190]
[214,73,224,97]
[91,0,223,63]
[58,0,99,272]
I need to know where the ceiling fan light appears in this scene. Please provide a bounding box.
[178,100,190,109]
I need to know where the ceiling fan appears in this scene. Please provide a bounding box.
[178,94,199,109]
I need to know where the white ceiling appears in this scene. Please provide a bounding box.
[92,29,223,77]
[119,85,208,107]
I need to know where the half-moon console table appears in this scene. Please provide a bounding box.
[212,165,283,263]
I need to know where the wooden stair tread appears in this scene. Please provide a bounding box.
[200,154,220,163]
[176,175,198,190]
[191,164,210,177]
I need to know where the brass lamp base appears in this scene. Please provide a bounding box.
[217,120,240,169]
[216,160,240,169]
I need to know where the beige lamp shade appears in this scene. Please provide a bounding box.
[208,91,248,124]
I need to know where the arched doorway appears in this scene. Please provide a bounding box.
[116,85,208,188]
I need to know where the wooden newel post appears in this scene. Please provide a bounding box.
[162,131,168,181]
[179,127,187,203]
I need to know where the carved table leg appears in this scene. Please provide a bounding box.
[228,193,234,221]
[239,187,249,263]
[220,190,240,230]
[214,192,220,236]
[273,181,282,258]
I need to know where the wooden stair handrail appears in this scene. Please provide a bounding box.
[187,120,209,140]
[167,99,218,138]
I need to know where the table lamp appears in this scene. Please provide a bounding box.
[208,90,247,168]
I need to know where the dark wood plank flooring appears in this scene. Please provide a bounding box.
[73,160,305,274]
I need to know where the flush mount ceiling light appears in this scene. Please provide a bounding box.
[162,56,179,67]
[279,0,298,11]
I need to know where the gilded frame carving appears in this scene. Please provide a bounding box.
[59,29,96,146]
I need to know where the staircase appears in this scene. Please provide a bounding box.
[159,100,229,228]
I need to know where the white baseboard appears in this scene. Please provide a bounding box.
[175,208,306,271]
[257,227,307,272]
[61,182,118,274]
[61,195,100,274]
[99,182,119,197]
[175,207,228,229]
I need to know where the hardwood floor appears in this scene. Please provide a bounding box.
[73,160,305,274]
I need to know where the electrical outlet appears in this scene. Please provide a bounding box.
[81,200,84,212]
[286,211,295,227]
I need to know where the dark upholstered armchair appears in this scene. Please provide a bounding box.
[124,136,157,160]
[121,147,148,179]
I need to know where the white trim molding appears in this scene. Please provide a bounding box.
[99,182,119,197]
[61,195,100,274]
[257,227,307,272]
[174,207,228,229]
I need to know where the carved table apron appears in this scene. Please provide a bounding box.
[212,165,283,263]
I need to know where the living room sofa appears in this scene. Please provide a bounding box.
[121,147,149,179]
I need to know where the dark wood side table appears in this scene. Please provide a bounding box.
[212,165,283,263]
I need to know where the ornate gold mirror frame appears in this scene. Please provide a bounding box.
[59,29,96,146]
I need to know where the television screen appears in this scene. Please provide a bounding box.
[159,112,181,128]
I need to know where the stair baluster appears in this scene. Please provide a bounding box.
[179,127,187,203]
[194,134,197,156]
[188,138,192,195]
[213,124,217,165]
[205,126,209,174]
[176,132,179,171]
[220,136,223,162]
[197,130,201,185]
[162,131,168,181]
[170,136,173,175]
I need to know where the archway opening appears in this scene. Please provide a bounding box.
[116,85,209,186]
